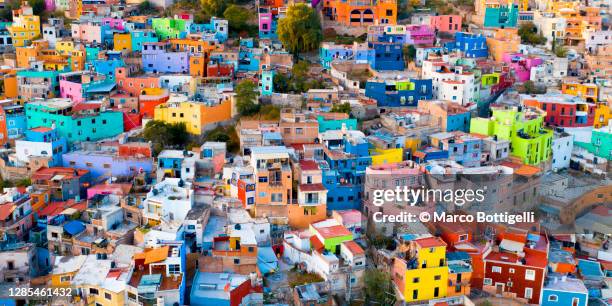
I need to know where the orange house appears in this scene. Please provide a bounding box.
[323,0,397,26]
[115,67,159,97]
[486,28,521,62]
[1,69,19,99]
[189,54,206,77]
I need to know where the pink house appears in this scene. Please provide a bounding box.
[102,17,125,31]
[430,15,462,33]
[86,183,132,199]
[60,79,84,103]
[502,53,544,82]
[71,23,103,44]
[406,25,435,45]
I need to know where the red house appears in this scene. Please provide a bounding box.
[522,94,596,128]
[482,233,548,304]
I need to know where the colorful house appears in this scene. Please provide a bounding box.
[151,17,187,40]
[153,100,232,135]
[541,275,588,306]
[502,53,543,82]
[142,42,189,74]
[430,15,462,33]
[323,0,397,26]
[14,126,67,167]
[470,105,552,165]
[574,124,612,160]
[522,93,596,129]
[365,78,433,107]
[561,82,598,102]
[309,221,353,254]
[190,272,263,306]
[445,32,489,58]
[392,237,449,303]
[130,30,158,52]
[368,41,404,71]
[476,0,519,28]
[7,5,41,47]
[25,99,124,144]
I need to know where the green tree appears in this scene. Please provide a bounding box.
[143,120,189,155]
[235,80,259,116]
[137,1,157,15]
[277,4,322,56]
[201,0,227,17]
[364,269,396,305]
[223,5,249,32]
[273,73,290,93]
[15,178,31,187]
[403,44,417,62]
[28,0,45,16]
[331,102,351,114]
[206,125,239,153]
[518,22,547,45]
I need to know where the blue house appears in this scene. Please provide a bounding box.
[541,275,588,306]
[157,150,190,179]
[369,41,404,71]
[260,70,274,96]
[484,3,519,28]
[131,30,159,52]
[3,104,27,140]
[365,79,433,107]
[446,109,471,132]
[321,131,371,210]
[238,42,262,72]
[320,43,355,69]
[17,127,67,166]
[317,115,358,132]
[85,58,125,81]
[190,271,260,306]
[445,32,489,58]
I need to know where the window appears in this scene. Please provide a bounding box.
[548,295,558,302]
[413,277,419,283]
[103,164,111,169]
[525,269,536,281]
[509,268,515,274]
[234,258,240,264]
[104,293,112,300]
[271,193,283,202]
[434,275,441,280]
[168,264,180,274]
[483,278,492,285]
[492,266,502,273]
[90,288,99,295]
[525,287,533,299]
[60,275,71,282]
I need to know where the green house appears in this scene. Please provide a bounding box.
[470,106,552,165]
[574,126,612,160]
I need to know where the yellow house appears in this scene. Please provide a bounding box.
[370,147,403,165]
[593,102,611,128]
[55,39,75,55]
[153,100,232,135]
[393,237,448,303]
[7,5,41,47]
[114,33,132,52]
[51,255,88,287]
[562,82,598,102]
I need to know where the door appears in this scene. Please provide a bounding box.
[495,283,504,296]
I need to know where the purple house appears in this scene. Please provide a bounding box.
[502,53,543,82]
[62,150,154,181]
[405,25,435,45]
[142,42,189,74]
[44,0,55,11]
